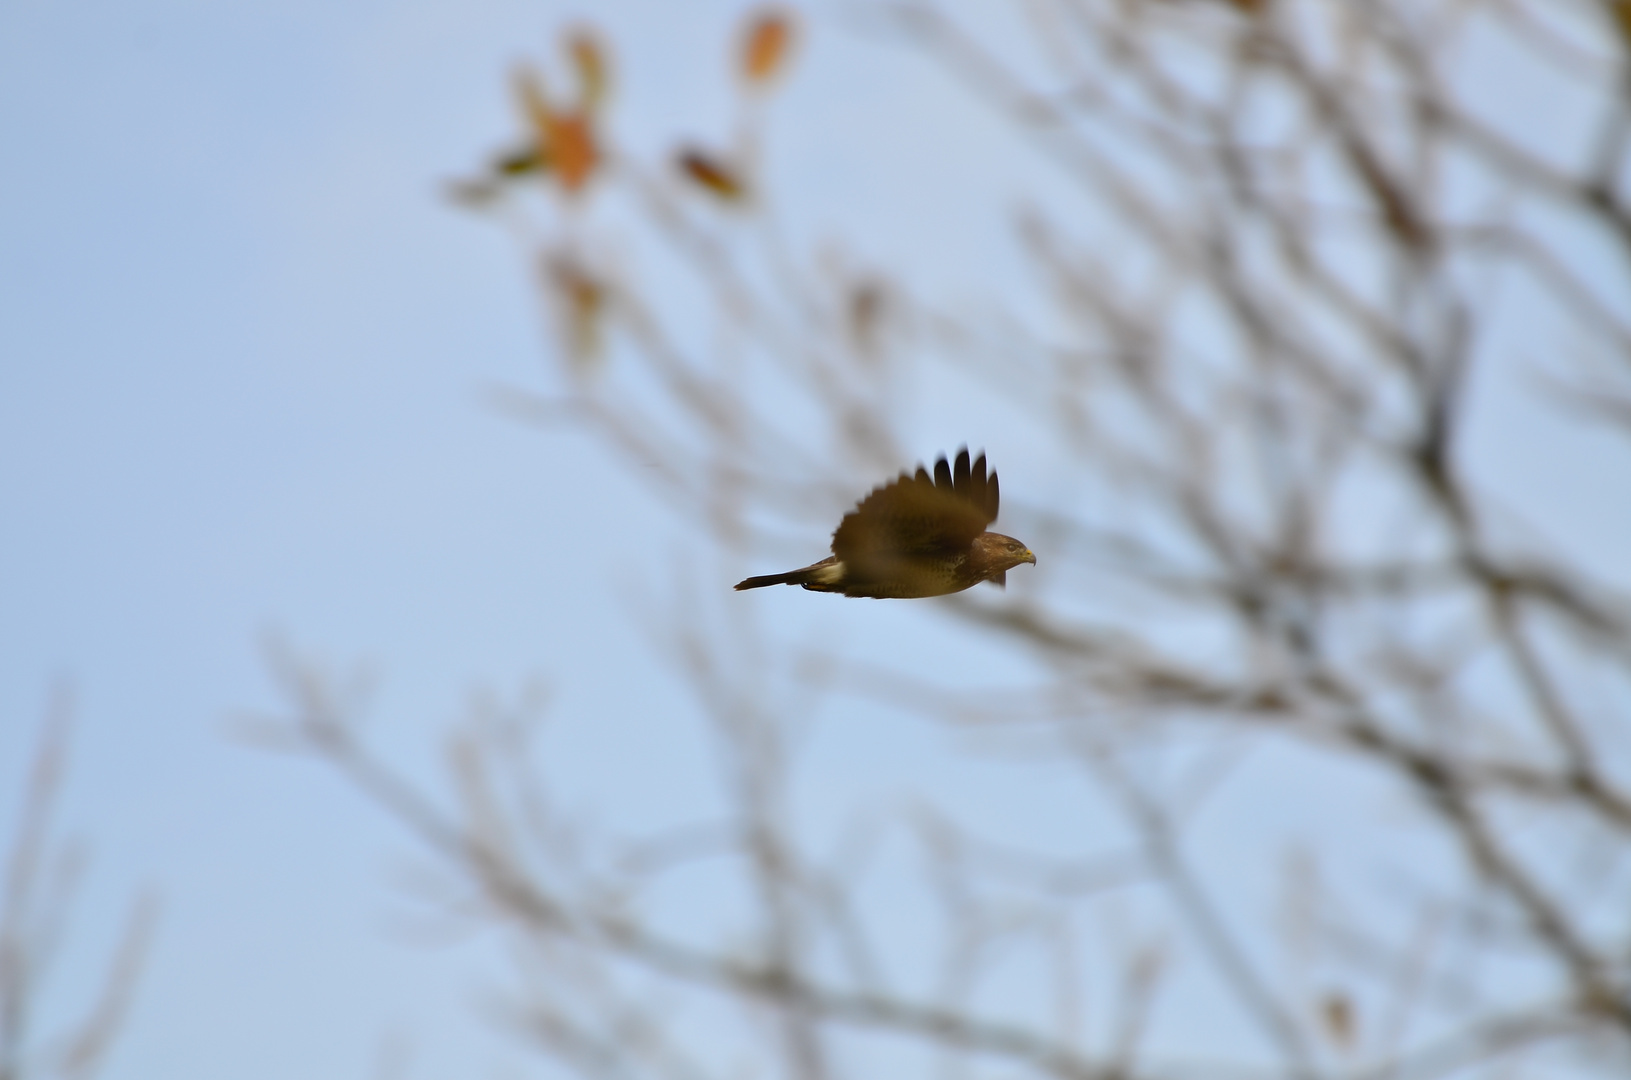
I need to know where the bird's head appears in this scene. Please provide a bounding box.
[974,532,1037,576]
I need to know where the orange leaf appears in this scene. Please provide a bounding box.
[548,112,599,194]
[741,8,795,86]
[512,64,599,195]
[676,148,746,201]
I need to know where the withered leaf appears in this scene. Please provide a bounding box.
[676,147,747,201]
[566,28,610,111]
[741,8,795,86]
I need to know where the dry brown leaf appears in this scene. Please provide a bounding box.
[447,145,551,207]
[495,145,547,177]
[676,148,747,201]
[548,112,599,193]
[512,63,600,195]
[566,28,610,110]
[741,8,795,86]
[545,254,608,368]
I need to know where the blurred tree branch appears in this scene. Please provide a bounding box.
[1,693,156,1080]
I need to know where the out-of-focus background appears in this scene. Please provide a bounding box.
[4,2,1630,1078]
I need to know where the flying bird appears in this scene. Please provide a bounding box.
[734,448,1035,598]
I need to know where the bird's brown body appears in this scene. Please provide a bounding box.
[734,449,1035,598]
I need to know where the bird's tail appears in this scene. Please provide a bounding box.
[734,570,808,590]
[734,557,842,592]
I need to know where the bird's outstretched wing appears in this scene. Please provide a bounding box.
[831,448,998,578]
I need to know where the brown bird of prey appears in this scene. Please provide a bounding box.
[734,448,1035,598]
